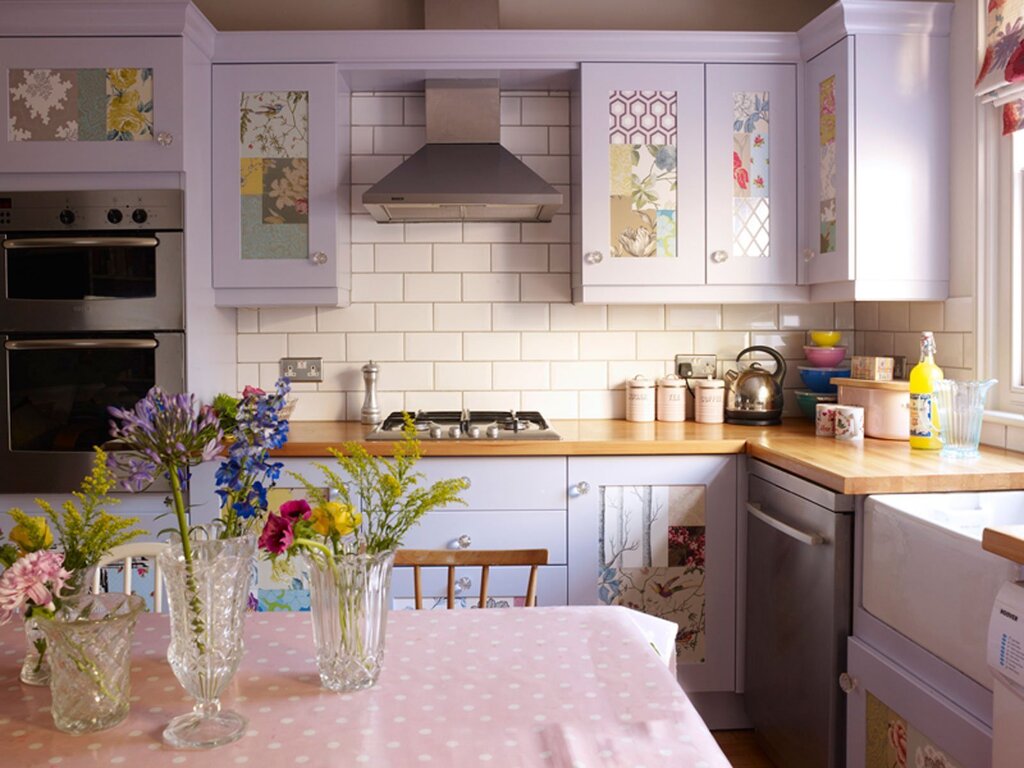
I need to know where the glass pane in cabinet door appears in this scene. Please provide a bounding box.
[598,484,706,663]
[608,90,677,260]
[865,691,964,768]
[239,91,309,261]
[732,91,770,259]
[819,76,838,255]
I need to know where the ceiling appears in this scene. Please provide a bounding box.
[193,0,843,32]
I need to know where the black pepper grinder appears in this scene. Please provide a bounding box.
[361,361,381,425]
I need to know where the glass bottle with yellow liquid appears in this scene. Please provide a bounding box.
[909,331,943,450]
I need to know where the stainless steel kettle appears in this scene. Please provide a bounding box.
[724,346,786,425]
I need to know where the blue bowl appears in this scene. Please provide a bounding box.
[798,366,851,394]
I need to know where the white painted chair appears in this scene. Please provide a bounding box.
[92,542,169,613]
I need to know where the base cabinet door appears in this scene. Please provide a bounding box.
[845,638,992,768]
[567,455,737,692]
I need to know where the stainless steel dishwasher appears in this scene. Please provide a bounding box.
[745,459,854,768]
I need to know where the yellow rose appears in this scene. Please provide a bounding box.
[9,516,53,553]
[311,502,361,538]
[108,68,139,92]
[107,91,147,137]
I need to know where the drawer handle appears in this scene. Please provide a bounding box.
[839,672,857,694]
[570,481,590,497]
[746,502,825,546]
[449,534,472,550]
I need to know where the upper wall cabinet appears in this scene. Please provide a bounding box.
[802,28,950,301]
[0,37,184,172]
[573,62,800,304]
[211,64,348,307]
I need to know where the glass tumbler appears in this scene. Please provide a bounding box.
[933,379,997,459]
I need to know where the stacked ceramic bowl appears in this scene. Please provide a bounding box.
[795,330,850,419]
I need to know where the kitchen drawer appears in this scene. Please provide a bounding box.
[392,565,567,608]
[403,509,567,564]
[419,457,566,511]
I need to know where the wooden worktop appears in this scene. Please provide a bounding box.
[982,526,1024,565]
[277,419,1024,496]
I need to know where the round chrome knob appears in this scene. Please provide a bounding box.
[310,251,328,265]
[429,425,443,439]
[454,576,472,594]
[486,425,500,439]
[710,249,729,264]
[448,425,461,439]
[467,426,481,439]
[460,476,471,488]
[156,131,174,147]
[838,672,857,694]
[803,248,817,262]
[450,534,471,550]
[572,481,591,496]
[583,250,604,265]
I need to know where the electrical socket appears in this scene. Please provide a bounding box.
[279,357,323,382]
[674,354,717,379]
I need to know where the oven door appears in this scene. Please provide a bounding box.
[0,232,183,332]
[0,333,184,493]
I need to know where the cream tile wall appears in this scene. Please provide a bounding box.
[235,92,854,421]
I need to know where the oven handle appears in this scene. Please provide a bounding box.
[1,236,159,249]
[746,502,825,546]
[4,338,158,351]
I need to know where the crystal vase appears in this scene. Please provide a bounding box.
[306,549,395,692]
[19,565,97,687]
[158,533,256,749]
[35,593,144,733]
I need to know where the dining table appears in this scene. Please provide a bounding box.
[0,605,731,767]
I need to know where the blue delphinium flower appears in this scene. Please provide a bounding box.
[215,378,291,537]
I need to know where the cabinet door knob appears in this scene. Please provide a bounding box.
[156,131,174,147]
[460,476,472,489]
[310,251,328,265]
[449,534,472,550]
[803,248,818,262]
[583,251,603,265]
[571,481,590,496]
[710,249,729,264]
[455,576,472,594]
[838,672,857,694]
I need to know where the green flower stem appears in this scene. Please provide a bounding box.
[169,469,205,654]
[295,539,366,659]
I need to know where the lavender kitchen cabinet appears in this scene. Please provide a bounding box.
[0,37,184,172]
[211,63,349,307]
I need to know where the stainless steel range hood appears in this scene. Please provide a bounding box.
[362,79,563,223]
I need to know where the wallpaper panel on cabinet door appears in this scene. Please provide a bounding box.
[819,75,838,255]
[865,691,964,768]
[732,90,770,260]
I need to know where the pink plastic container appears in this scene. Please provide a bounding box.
[835,379,910,440]
[803,345,847,367]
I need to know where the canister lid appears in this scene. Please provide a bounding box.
[626,375,655,389]
[657,374,687,388]
[694,377,724,389]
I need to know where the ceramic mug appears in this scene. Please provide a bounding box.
[815,403,837,436]
[834,405,865,442]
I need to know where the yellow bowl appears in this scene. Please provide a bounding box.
[810,330,842,347]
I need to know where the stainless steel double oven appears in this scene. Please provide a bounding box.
[0,190,185,493]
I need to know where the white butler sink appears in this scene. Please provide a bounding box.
[863,492,1024,688]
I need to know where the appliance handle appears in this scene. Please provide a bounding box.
[4,338,158,351]
[2,236,159,249]
[746,502,825,546]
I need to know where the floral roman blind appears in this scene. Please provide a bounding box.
[977,0,1024,134]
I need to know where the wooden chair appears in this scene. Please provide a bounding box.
[394,549,548,609]
[91,542,170,613]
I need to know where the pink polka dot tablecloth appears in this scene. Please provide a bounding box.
[0,606,730,768]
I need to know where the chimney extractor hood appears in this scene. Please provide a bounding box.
[362,79,563,223]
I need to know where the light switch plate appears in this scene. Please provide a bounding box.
[279,357,323,382]
[674,354,717,379]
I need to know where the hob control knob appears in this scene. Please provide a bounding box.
[467,426,481,439]
[448,426,462,439]
[429,425,443,439]
[106,208,123,224]
[131,208,148,224]
[486,425,500,439]
[59,209,75,225]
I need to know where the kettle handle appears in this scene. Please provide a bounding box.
[737,345,787,387]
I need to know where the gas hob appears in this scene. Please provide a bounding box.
[365,410,561,441]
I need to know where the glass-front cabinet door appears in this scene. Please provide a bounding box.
[705,64,797,285]
[578,64,706,290]
[567,456,737,692]
[211,64,344,306]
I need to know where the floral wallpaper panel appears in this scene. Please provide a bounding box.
[732,91,770,259]
[865,691,963,768]
[976,0,1024,134]
[607,90,677,259]
[597,484,706,663]
[8,67,152,142]
[239,90,310,261]
[819,76,838,254]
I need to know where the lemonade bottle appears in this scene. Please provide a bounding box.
[909,331,943,450]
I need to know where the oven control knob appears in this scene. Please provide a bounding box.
[429,425,443,439]
[467,426,481,439]
[131,208,149,224]
[106,208,123,224]
[59,209,75,225]
[448,426,462,439]
[486,425,500,439]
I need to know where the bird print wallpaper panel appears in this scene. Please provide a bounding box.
[865,691,963,768]
[597,484,707,663]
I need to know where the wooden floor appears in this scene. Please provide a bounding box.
[713,730,776,768]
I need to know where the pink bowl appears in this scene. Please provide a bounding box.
[803,345,847,367]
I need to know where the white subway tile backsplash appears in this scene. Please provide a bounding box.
[375,243,432,273]
[351,95,403,126]
[522,214,570,243]
[608,360,667,388]
[435,362,491,391]
[521,332,578,360]
[893,332,919,364]
[580,332,635,361]
[405,332,462,361]
[854,302,879,331]
[433,243,490,272]
[347,333,404,363]
[345,391,404,422]
[722,303,778,330]
[464,221,521,243]
[406,222,463,243]
[352,273,403,302]
[238,333,286,363]
[834,302,855,330]
[548,127,570,155]
[692,331,749,359]
[779,303,834,330]
[236,363,259,391]
[377,362,433,391]
[551,303,607,331]
[352,215,403,243]
[373,125,426,154]
[944,297,973,333]
[351,243,374,273]
[259,363,317,392]
[317,304,375,333]
[580,390,623,419]
[521,274,571,302]
[464,332,520,360]
[493,303,549,331]
[350,126,374,154]
[351,155,404,184]
[520,156,571,185]
[317,362,362,391]
[434,303,491,331]
[521,96,569,126]
[464,390,521,410]
[289,333,345,361]
[463,273,520,302]
[292,392,348,421]
[552,361,607,390]
[878,302,910,332]
[376,302,433,332]
[404,390,463,411]
[750,331,806,360]
[259,307,317,333]
[492,244,548,273]
[608,305,665,331]
[548,244,570,273]
[500,126,548,155]
[862,331,896,356]
[493,361,550,390]
[404,273,461,303]
[403,96,426,126]
[237,309,259,333]
[934,332,964,369]
[909,301,944,333]
[636,331,693,360]
[521,390,579,419]
[667,306,721,331]
[500,97,521,126]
